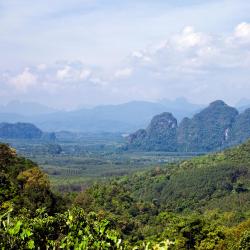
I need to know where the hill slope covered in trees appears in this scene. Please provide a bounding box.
[1,141,250,248]
[76,139,250,248]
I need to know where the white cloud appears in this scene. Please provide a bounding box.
[226,22,250,47]
[56,65,91,82]
[110,22,250,104]
[79,69,91,80]
[2,22,250,107]
[56,65,72,81]
[9,68,37,92]
[131,51,151,63]
[172,26,210,50]
[234,22,250,40]
[114,68,133,79]
[130,22,250,73]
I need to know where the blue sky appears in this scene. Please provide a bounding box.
[1,0,250,108]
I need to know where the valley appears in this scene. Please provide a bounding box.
[0,135,201,192]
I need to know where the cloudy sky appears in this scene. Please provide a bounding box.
[1,0,250,109]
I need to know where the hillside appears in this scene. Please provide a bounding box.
[121,139,250,212]
[0,144,60,214]
[0,144,123,249]
[1,141,250,248]
[0,122,55,140]
[127,100,250,152]
[74,139,250,249]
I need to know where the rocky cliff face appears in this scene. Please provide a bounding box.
[127,113,177,151]
[229,108,250,145]
[177,100,239,152]
[145,113,177,151]
[126,100,250,152]
[127,129,147,148]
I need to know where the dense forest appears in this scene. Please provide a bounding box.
[1,140,250,249]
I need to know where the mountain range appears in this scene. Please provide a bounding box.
[0,98,203,132]
[126,100,250,152]
[0,98,249,134]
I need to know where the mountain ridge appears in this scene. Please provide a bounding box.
[0,99,203,132]
[127,100,250,152]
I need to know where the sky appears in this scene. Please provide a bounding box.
[1,0,250,109]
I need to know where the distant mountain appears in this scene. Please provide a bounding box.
[0,122,55,140]
[0,100,57,116]
[69,101,168,130]
[126,100,250,152]
[159,97,204,119]
[0,99,203,133]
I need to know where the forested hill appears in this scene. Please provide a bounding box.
[1,141,250,248]
[127,100,250,152]
[75,139,250,248]
[121,138,250,212]
[0,122,55,140]
[0,143,124,249]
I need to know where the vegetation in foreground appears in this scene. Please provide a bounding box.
[1,141,250,249]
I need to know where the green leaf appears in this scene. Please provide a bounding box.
[27,240,35,249]
[9,221,22,235]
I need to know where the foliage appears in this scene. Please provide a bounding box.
[0,207,123,249]
[0,143,65,215]
[1,140,250,248]
[73,140,250,247]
